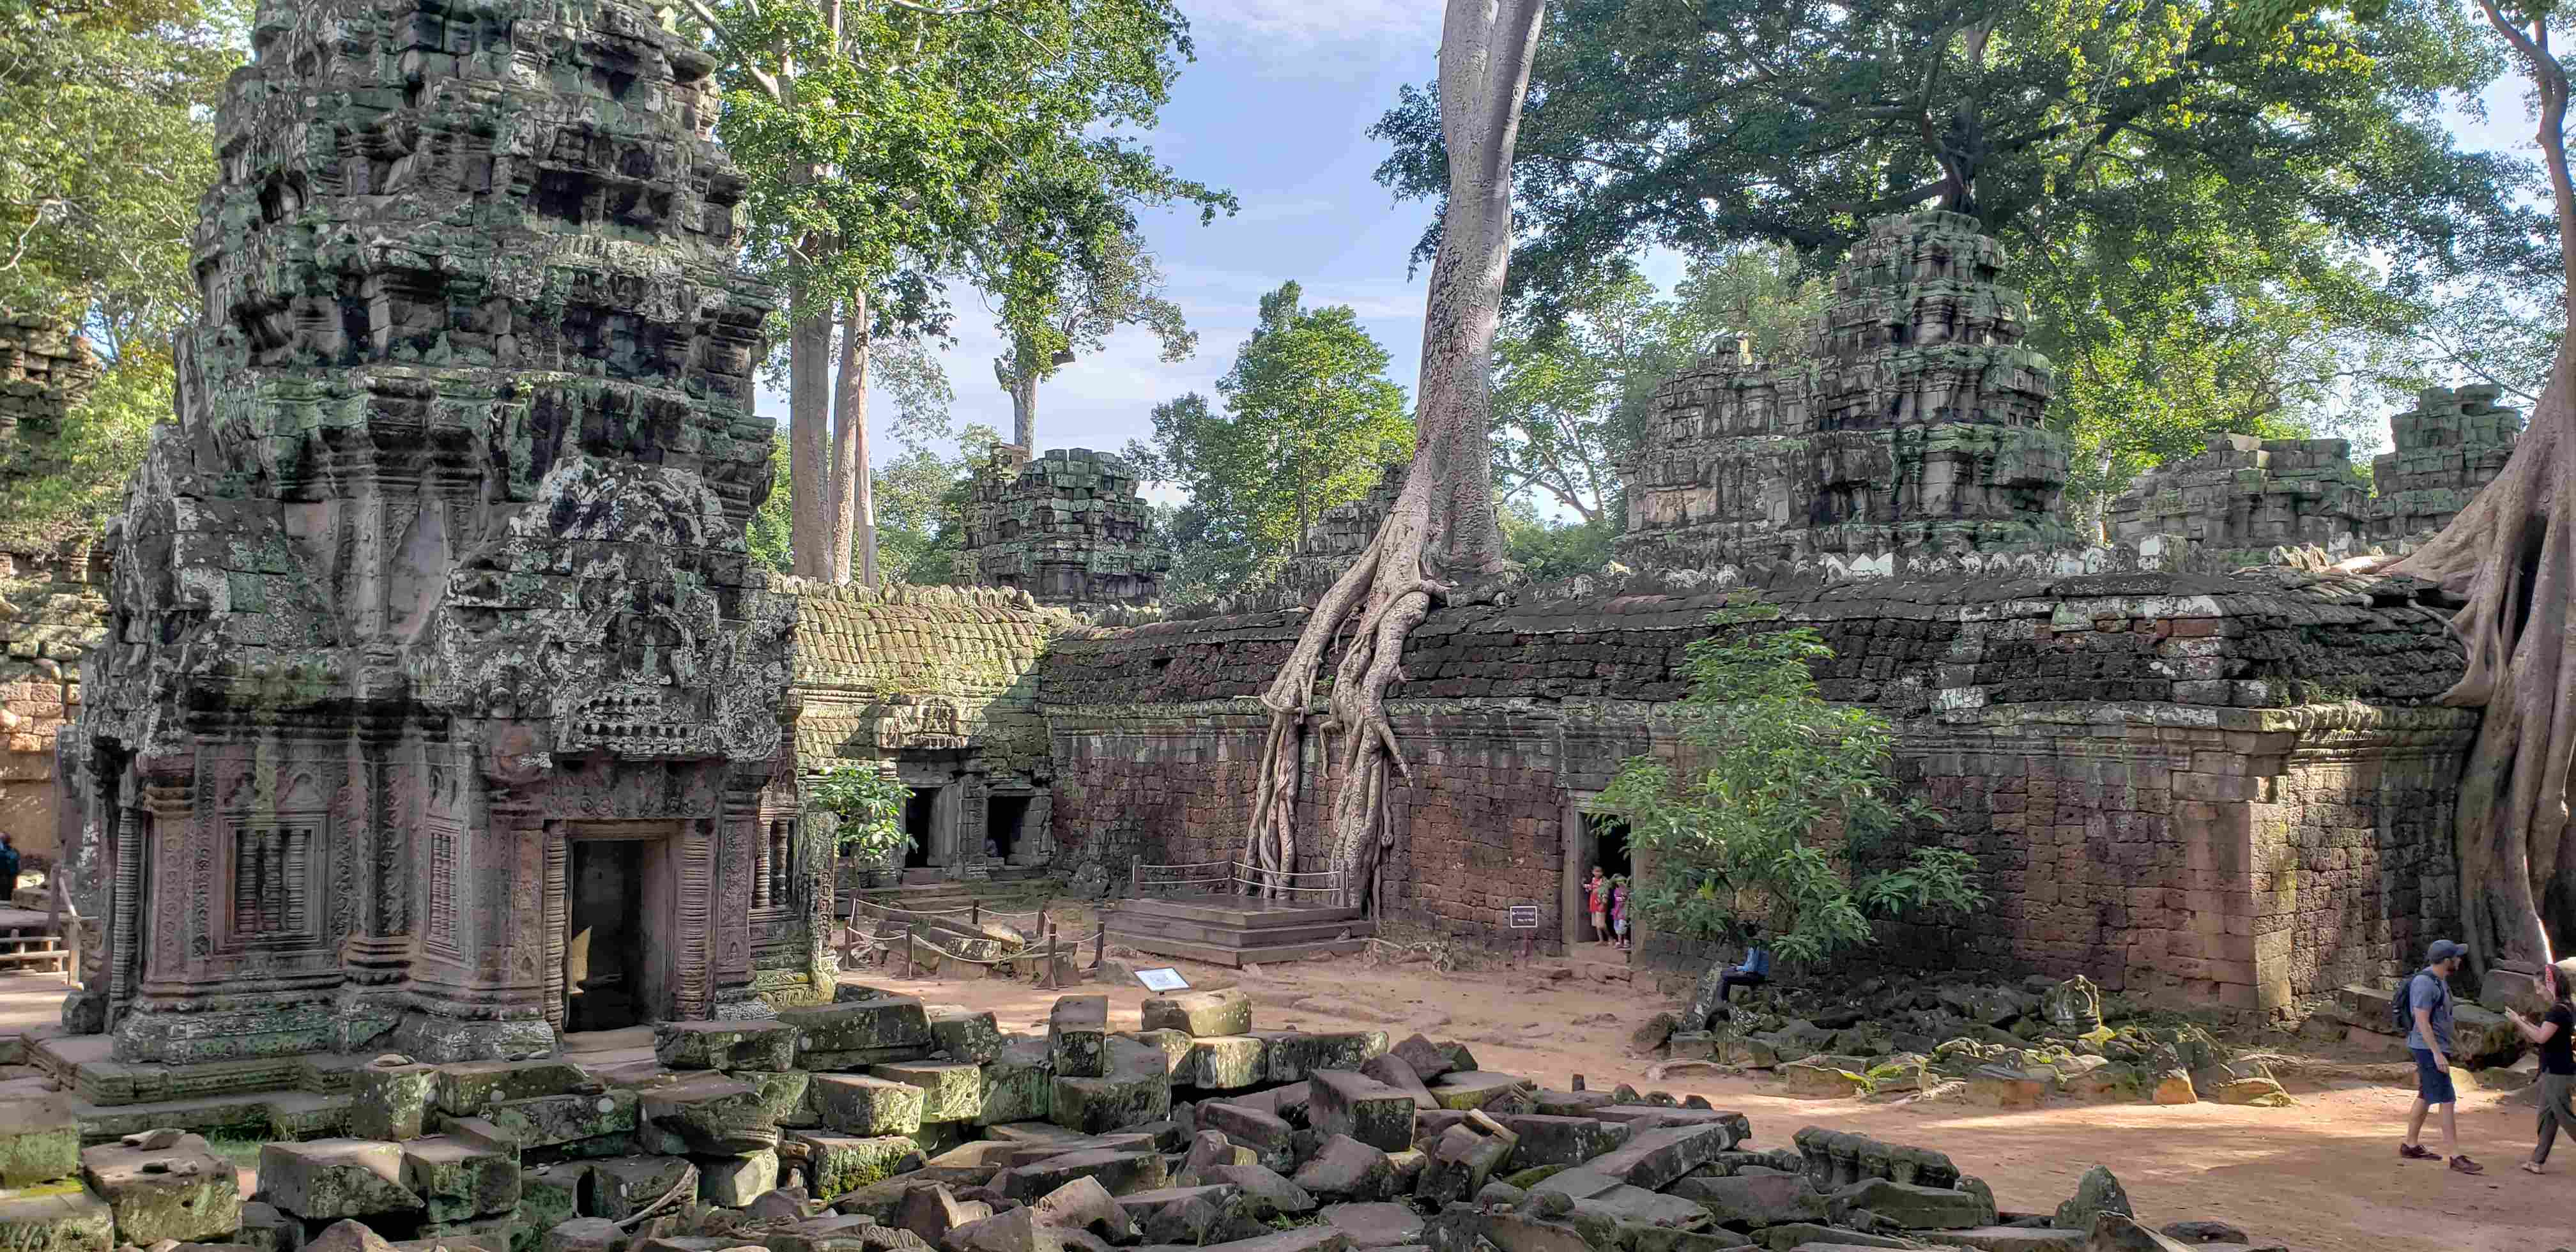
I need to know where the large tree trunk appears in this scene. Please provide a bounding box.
[787,253,833,580]
[1238,0,1542,910]
[829,292,870,585]
[2386,3,2576,970]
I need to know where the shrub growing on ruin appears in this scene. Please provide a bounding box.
[811,765,913,862]
[1602,602,1984,962]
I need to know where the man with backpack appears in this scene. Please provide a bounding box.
[2398,938,2483,1174]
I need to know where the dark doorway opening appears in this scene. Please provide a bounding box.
[987,795,1033,862]
[903,787,938,868]
[565,840,645,1031]
[1586,813,1632,880]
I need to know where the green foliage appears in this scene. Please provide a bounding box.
[810,765,912,859]
[1499,500,1616,582]
[747,411,999,585]
[1601,603,1982,963]
[1377,0,2547,507]
[1492,250,1825,523]
[0,346,167,552]
[1127,282,1413,599]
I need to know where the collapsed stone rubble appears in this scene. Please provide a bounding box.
[0,989,2289,1252]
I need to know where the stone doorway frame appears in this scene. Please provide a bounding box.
[1560,794,1651,958]
[542,819,697,1030]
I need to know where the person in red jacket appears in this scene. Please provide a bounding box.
[1586,866,1610,945]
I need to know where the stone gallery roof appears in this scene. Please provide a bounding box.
[783,581,1061,765]
[1039,569,2467,722]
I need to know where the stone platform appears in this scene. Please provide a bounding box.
[1105,896,1375,967]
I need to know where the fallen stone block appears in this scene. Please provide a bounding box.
[1943,1227,2085,1252]
[307,1219,399,1252]
[582,1156,694,1222]
[1321,1200,1423,1246]
[808,1075,924,1137]
[1257,1032,1389,1085]
[1669,1172,1825,1228]
[652,1022,797,1073]
[924,1007,1004,1065]
[399,1136,519,1224]
[1195,1101,1294,1172]
[1356,1051,1438,1110]
[735,1071,813,1129]
[995,1148,1167,1200]
[1759,1222,1913,1250]
[1390,1034,1454,1081]
[1141,988,1254,1037]
[1427,1071,1526,1111]
[518,1165,583,1235]
[436,1063,592,1117]
[1048,995,1110,1079]
[693,1150,775,1207]
[1586,1123,1740,1191]
[415,1212,521,1252]
[0,1186,112,1252]
[76,1131,238,1245]
[779,995,934,1068]
[261,1140,423,1223]
[868,1062,982,1124]
[485,1093,638,1152]
[234,1200,302,1252]
[1494,1114,1629,1167]
[976,1039,1052,1127]
[539,1217,622,1252]
[1530,1088,1614,1117]
[1292,1134,1395,1203]
[1831,1177,1995,1230]
[1574,1182,1706,1229]
[2087,1213,2197,1251]
[348,1067,441,1144]
[636,1075,778,1155]
[889,1182,990,1244]
[2055,1164,2131,1232]
[1207,1163,1314,1218]
[1050,1038,1171,1134]
[1177,1036,1268,1091]
[788,1134,919,1200]
[1307,1071,1416,1152]
[1029,1175,1135,1243]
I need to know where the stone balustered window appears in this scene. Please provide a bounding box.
[226,818,323,950]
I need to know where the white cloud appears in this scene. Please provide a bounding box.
[1183,0,1440,46]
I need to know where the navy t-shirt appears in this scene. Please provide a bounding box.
[2543,1004,2575,1077]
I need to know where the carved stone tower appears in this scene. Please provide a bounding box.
[957,447,1167,609]
[60,0,822,1067]
[1619,211,2075,581]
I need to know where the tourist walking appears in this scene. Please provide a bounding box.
[2506,958,2576,1175]
[0,834,19,906]
[2398,938,2483,1173]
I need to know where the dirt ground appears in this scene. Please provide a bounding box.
[865,937,2576,1252]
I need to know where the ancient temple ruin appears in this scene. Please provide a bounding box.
[1,318,109,862]
[56,0,820,1069]
[2366,384,2522,543]
[956,447,1167,609]
[1618,211,2074,581]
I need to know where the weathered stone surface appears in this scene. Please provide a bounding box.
[1321,1200,1423,1247]
[788,1134,919,1200]
[1307,1071,1416,1152]
[1586,1124,1741,1191]
[809,1076,925,1137]
[924,1007,1004,1065]
[1177,1036,1268,1091]
[1140,989,1253,1038]
[1195,1101,1294,1173]
[693,1150,776,1207]
[349,1068,443,1143]
[869,1063,983,1124]
[2086,1213,2197,1251]
[400,1136,519,1224]
[995,1149,1167,1200]
[1116,1184,1252,1245]
[782,996,935,1066]
[1048,996,1110,1078]
[1427,1071,1525,1111]
[0,1186,112,1252]
[583,1157,696,1223]
[1832,1178,1995,1230]
[1207,1163,1315,1219]
[234,1200,302,1252]
[1050,1039,1170,1134]
[636,1075,778,1155]
[1292,1135,1395,1203]
[654,1023,798,1073]
[2055,1165,2131,1232]
[1257,1032,1388,1085]
[438,1065,592,1119]
[486,1092,639,1150]
[540,1218,624,1252]
[1493,1115,1629,1167]
[1943,1227,2085,1252]
[0,1101,77,1188]
[958,447,1169,609]
[976,1040,1053,1127]
[262,1140,423,1221]
[1668,1172,1825,1228]
[518,1166,583,1237]
[889,1182,989,1245]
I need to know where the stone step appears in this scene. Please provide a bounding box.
[1108,912,1368,949]
[1110,896,1365,929]
[1105,931,1372,969]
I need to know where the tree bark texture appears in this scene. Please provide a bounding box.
[787,256,832,581]
[1238,0,1543,911]
[2386,2,2576,970]
[830,292,872,585]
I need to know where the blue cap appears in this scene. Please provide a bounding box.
[2428,939,2468,964]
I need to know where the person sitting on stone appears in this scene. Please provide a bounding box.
[1715,924,1773,1009]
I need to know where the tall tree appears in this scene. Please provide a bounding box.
[990,225,1194,451]
[694,0,1227,584]
[1239,0,1546,909]
[1126,282,1413,596]
[2342,0,2576,970]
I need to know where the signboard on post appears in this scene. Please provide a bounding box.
[1508,903,1540,929]
[1134,967,1190,992]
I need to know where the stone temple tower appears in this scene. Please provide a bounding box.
[59,0,824,1068]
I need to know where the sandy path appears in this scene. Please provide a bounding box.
[866,950,2576,1252]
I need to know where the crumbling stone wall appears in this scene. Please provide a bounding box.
[786,583,1061,878]
[956,447,1167,610]
[1043,570,2471,1010]
[2106,434,2371,567]
[2368,384,2522,544]
[0,319,111,861]
[1618,212,2079,584]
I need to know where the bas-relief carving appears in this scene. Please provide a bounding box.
[60,0,811,1067]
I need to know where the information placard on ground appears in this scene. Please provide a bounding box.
[1508,904,1540,928]
[1135,966,1190,992]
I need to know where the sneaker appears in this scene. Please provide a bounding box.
[2450,1155,2485,1175]
[2399,1143,2438,1160]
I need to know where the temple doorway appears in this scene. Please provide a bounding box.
[987,794,1033,863]
[562,833,674,1030]
[902,787,939,869]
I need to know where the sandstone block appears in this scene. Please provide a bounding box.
[889,1182,990,1245]
[1494,1114,1630,1167]
[400,1136,519,1224]
[976,1040,1052,1126]
[1195,1102,1294,1172]
[518,1165,584,1235]
[1176,1036,1266,1090]
[1291,1134,1394,1203]
[808,1075,924,1136]
[80,1133,241,1244]
[693,1150,776,1206]
[540,1218,623,1252]
[1048,996,1109,1078]
[924,1006,1003,1064]
[1585,1123,1739,1191]
[348,1065,440,1142]
[486,1092,638,1150]
[261,1140,423,1222]
[1307,1071,1416,1152]
[1669,1171,1825,1227]
[0,1099,78,1187]
[1255,1031,1388,1085]
[786,1134,919,1200]
[1833,1177,1995,1230]
[1427,1071,1525,1111]
[436,1063,590,1117]
[779,995,933,1067]
[1116,1184,1255,1246]
[583,1157,694,1221]
[1050,1038,1170,1134]
[636,1075,778,1155]
[0,1187,112,1252]
[995,1148,1167,1200]
[1390,1034,1453,1081]
[1140,988,1252,1037]
[652,1022,797,1073]
[868,1062,982,1123]
[1206,1163,1314,1218]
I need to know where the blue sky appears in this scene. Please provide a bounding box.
[763,5,2547,491]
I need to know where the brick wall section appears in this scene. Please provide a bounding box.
[1042,569,2473,1009]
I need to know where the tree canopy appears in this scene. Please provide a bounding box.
[1126,281,1413,600]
